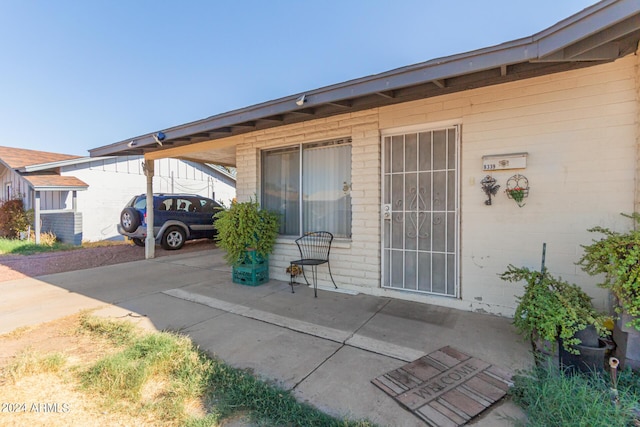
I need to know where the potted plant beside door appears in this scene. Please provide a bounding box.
[501,265,609,372]
[578,213,640,369]
[213,198,279,286]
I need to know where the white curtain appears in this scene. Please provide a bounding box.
[303,143,351,238]
[262,147,299,235]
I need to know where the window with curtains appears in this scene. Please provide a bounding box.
[261,138,352,238]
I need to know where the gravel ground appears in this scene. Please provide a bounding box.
[0,239,216,283]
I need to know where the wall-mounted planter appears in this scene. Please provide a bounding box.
[505,174,530,207]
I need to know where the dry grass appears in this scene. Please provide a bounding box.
[3,347,66,384]
[0,312,375,427]
[0,312,208,427]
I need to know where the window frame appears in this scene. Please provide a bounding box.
[261,137,352,238]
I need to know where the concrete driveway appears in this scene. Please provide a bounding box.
[0,248,531,426]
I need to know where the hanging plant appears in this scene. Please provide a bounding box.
[505,174,529,207]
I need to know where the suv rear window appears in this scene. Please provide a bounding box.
[133,197,147,210]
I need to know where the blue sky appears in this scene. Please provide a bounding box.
[0,0,597,156]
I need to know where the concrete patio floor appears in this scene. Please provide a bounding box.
[1,248,532,426]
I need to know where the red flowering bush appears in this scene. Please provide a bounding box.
[0,197,31,238]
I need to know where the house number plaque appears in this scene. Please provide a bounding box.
[482,152,528,171]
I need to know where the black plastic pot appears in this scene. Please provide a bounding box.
[574,325,599,347]
[559,339,607,374]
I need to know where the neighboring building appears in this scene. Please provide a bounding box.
[0,146,236,243]
[89,0,640,317]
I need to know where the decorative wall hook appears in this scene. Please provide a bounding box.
[505,174,529,207]
[480,175,500,206]
[342,181,352,195]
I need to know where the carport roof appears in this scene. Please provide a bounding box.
[89,0,640,165]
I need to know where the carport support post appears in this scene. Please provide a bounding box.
[34,191,41,244]
[144,160,155,259]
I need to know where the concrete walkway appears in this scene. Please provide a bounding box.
[0,248,531,426]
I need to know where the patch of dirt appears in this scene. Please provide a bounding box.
[0,239,216,283]
[0,313,191,426]
[0,242,218,425]
[0,314,113,370]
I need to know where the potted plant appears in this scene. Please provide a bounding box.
[578,213,640,368]
[213,198,280,286]
[501,265,609,371]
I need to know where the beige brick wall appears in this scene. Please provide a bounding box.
[379,54,638,315]
[236,111,381,291]
[635,44,640,215]
[232,54,638,317]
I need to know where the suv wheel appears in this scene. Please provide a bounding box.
[120,207,140,233]
[132,238,145,247]
[161,226,186,250]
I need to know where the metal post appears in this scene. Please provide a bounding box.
[34,191,41,244]
[145,160,155,259]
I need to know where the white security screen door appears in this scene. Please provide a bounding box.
[382,126,459,297]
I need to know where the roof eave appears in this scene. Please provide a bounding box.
[89,0,640,159]
[32,185,89,191]
[20,156,114,173]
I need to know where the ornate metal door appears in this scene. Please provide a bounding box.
[382,126,459,296]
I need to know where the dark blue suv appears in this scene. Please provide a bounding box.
[117,194,221,250]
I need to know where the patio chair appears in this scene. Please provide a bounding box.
[289,231,337,297]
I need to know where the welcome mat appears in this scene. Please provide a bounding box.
[372,346,513,427]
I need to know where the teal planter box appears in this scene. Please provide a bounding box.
[232,251,269,286]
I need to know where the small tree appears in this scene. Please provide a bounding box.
[0,197,31,238]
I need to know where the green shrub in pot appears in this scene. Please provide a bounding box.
[500,265,608,354]
[213,198,280,267]
[578,213,640,331]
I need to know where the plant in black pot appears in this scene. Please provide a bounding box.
[578,213,640,369]
[213,198,279,286]
[501,265,609,372]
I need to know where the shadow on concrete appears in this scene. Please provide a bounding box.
[0,247,531,426]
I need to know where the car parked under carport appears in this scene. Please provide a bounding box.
[118,193,221,250]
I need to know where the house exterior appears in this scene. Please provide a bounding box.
[89,0,640,317]
[0,146,236,243]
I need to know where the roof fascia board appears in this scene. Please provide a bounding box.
[0,158,13,171]
[32,186,89,191]
[560,13,638,58]
[20,156,114,172]
[535,0,637,57]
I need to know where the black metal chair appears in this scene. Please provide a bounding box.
[289,231,337,297]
